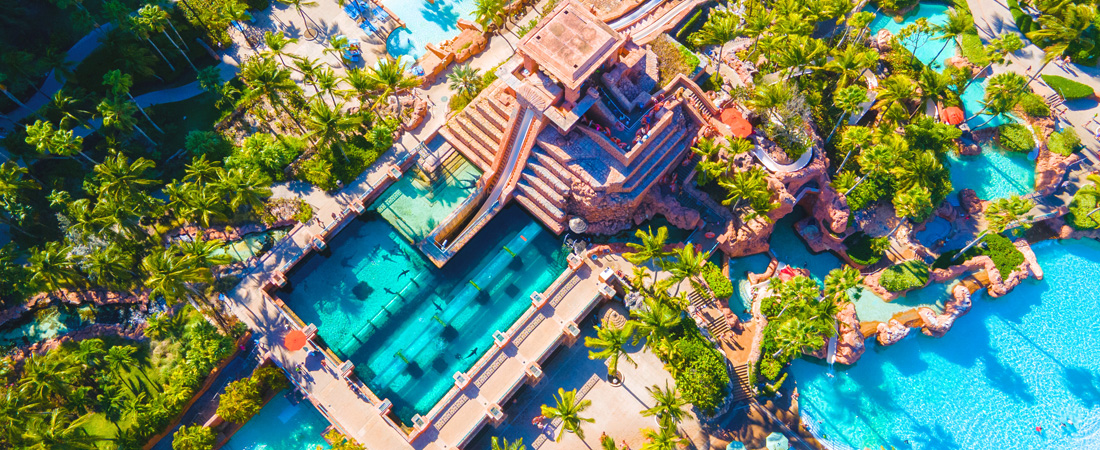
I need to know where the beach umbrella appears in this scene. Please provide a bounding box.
[569,217,588,234]
[765,432,790,450]
[720,107,753,138]
[942,106,965,125]
[726,441,747,450]
[283,329,308,351]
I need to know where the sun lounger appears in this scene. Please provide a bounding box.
[343,3,360,20]
[359,21,377,34]
[371,5,389,21]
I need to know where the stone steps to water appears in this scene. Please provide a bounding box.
[444,122,494,170]
[731,364,754,401]
[475,101,507,133]
[527,161,569,194]
[624,124,690,195]
[514,193,566,234]
[520,172,565,208]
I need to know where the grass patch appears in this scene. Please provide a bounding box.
[1047,128,1081,156]
[1042,75,1095,100]
[843,232,888,266]
[652,34,700,86]
[982,233,1025,277]
[959,32,989,67]
[880,260,930,292]
[997,123,1034,153]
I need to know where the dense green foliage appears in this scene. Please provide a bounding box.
[1017,92,1051,118]
[880,260,930,292]
[701,262,734,299]
[1047,128,1081,156]
[669,334,729,415]
[1067,183,1100,230]
[997,123,1035,153]
[1042,75,1095,100]
[932,245,985,270]
[875,0,919,13]
[843,232,889,266]
[959,32,990,66]
[216,377,263,423]
[226,133,306,182]
[173,425,215,450]
[982,233,1026,277]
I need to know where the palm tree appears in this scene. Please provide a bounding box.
[986,195,1034,232]
[24,120,95,165]
[691,11,740,63]
[834,125,872,175]
[104,345,137,377]
[293,56,323,95]
[85,245,134,290]
[265,31,300,69]
[126,15,175,72]
[640,424,682,450]
[220,1,257,52]
[138,4,197,71]
[826,85,868,144]
[0,385,40,445]
[640,382,689,427]
[1025,4,1096,86]
[240,56,305,132]
[930,8,972,65]
[873,74,917,117]
[961,34,1023,92]
[23,409,98,450]
[971,72,1026,127]
[844,143,891,196]
[48,90,90,130]
[823,265,861,303]
[585,319,636,381]
[97,97,155,145]
[104,69,165,134]
[277,0,320,38]
[19,354,78,404]
[305,99,363,161]
[665,243,705,290]
[719,167,768,213]
[364,56,420,111]
[176,237,233,269]
[773,35,827,80]
[215,167,273,214]
[28,241,81,299]
[473,0,506,31]
[630,296,682,353]
[541,388,594,441]
[893,184,932,222]
[491,437,525,450]
[771,317,816,361]
[314,67,341,105]
[823,46,877,88]
[141,248,213,305]
[913,67,953,119]
[624,226,670,266]
[73,338,107,370]
[90,151,158,205]
[448,63,482,97]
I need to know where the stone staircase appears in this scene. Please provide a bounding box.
[730,364,754,402]
[441,95,514,171]
[687,288,731,339]
[512,148,573,234]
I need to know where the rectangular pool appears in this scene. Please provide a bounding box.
[221,392,331,450]
[276,205,565,422]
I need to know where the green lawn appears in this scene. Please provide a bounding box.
[80,337,169,444]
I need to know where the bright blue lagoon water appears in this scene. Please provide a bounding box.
[278,205,564,422]
[948,142,1035,200]
[792,239,1100,449]
[384,0,476,59]
[867,3,952,71]
[222,393,331,450]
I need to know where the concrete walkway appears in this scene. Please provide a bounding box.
[967,0,1100,164]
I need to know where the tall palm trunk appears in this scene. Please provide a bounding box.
[133,124,156,146]
[163,31,198,72]
[834,146,856,175]
[930,38,955,67]
[128,93,165,134]
[844,173,870,196]
[0,87,46,121]
[146,38,176,71]
[165,19,189,50]
[825,111,847,144]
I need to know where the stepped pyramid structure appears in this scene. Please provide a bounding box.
[427,1,717,266]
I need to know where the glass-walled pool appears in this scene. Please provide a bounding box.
[276,205,565,422]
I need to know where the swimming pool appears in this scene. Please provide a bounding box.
[0,304,141,349]
[212,228,290,262]
[371,151,481,243]
[849,281,946,323]
[948,141,1035,200]
[728,253,773,320]
[277,205,564,422]
[768,210,843,282]
[791,238,1100,449]
[914,216,952,247]
[221,392,332,450]
[383,0,476,59]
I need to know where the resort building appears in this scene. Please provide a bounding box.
[425,1,717,267]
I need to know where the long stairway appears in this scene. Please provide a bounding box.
[731,364,755,402]
[440,91,514,171]
[512,147,574,234]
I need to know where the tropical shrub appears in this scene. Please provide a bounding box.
[875,0,919,13]
[1067,186,1100,230]
[1047,128,1081,156]
[997,123,1035,153]
[702,262,734,299]
[879,260,930,292]
[186,130,233,159]
[669,335,729,415]
[932,246,984,269]
[982,233,1025,276]
[252,365,290,394]
[1042,75,1095,100]
[843,232,889,266]
[1017,92,1050,118]
[759,356,783,381]
[227,133,305,182]
[173,425,216,450]
[217,377,263,423]
[959,32,989,66]
[448,69,498,112]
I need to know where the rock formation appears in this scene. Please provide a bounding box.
[876,319,909,346]
[834,302,865,364]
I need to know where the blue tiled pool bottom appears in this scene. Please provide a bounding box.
[948,142,1035,200]
[278,206,564,422]
[221,393,331,450]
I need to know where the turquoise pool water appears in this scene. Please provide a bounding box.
[221,392,331,450]
[768,211,843,282]
[792,239,1100,449]
[371,153,481,243]
[948,141,1035,200]
[278,205,564,422]
[867,3,952,71]
[384,0,476,59]
[0,304,139,349]
[849,282,947,323]
[212,228,290,262]
[728,253,772,320]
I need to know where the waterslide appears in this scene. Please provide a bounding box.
[607,0,665,30]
